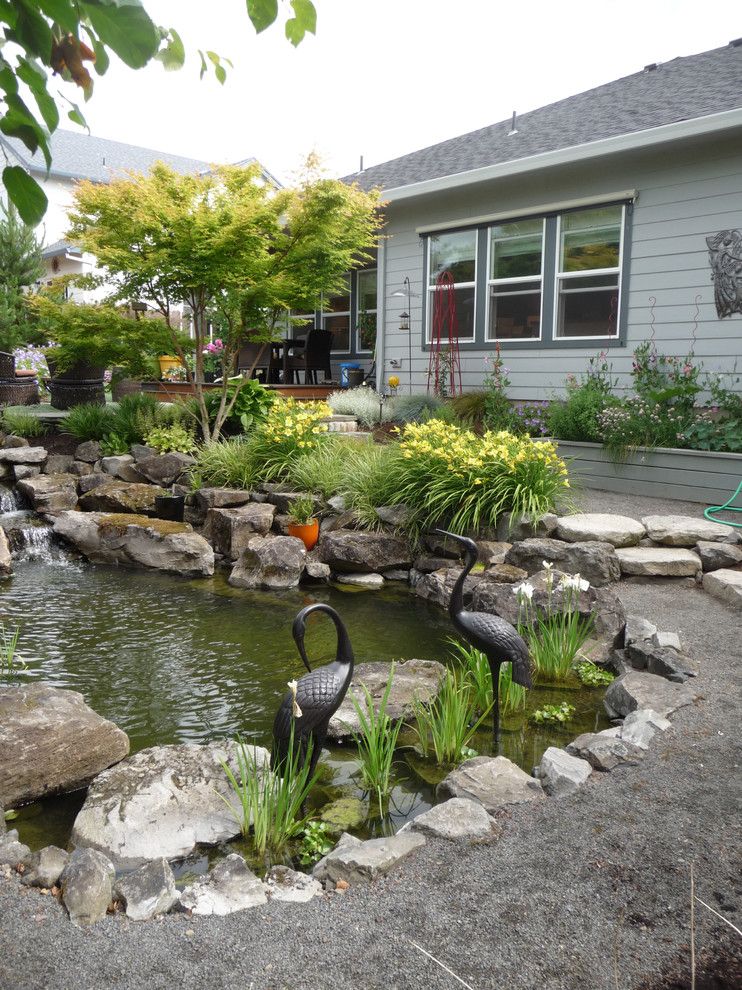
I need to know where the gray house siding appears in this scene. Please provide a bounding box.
[379,131,742,397]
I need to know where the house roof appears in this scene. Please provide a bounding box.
[348,41,742,194]
[42,239,81,259]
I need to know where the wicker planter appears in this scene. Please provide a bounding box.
[556,440,742,505]
[47,360,106,410]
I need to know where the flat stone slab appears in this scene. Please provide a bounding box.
[0,446,47,464]
[436,756,545,814]
[604,671,698,719]
[406,797,499,842]
[702,568,742,610]
[641,515,739,547]
[566,732,645,771]
[71,742,269,870]
[264,866,323,903]
[180,854,267,916]
[555,513,646,547]
[615,547,701,577]
[327,659,446,740]
[334,572,385,589]
[312,830,426,887]
[538,747,593,797]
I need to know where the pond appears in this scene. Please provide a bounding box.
[2,547,609,869]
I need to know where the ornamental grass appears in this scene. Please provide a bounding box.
[244,397,330,480]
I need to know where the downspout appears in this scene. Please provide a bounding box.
[375,236,386,389]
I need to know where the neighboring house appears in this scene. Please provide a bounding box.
[346,39,742,397]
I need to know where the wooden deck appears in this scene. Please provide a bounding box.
[141,381,337,401]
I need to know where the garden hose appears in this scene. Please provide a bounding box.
[704,479,742,528]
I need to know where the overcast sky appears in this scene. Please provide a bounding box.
[76,0,740,184]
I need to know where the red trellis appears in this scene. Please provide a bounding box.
[427,269,462,397]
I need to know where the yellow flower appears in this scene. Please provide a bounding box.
[388,375,400,389]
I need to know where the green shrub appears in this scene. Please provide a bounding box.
[339,443,400,529]
[144,423,197,454]
[110,393,189,447]
[2,409,43,438]
[387,393,445,424]
[328,386,382,428]
[247,399,330,480]
[547,351,615,442]
[62,402,118,441]
[287,437,355,498]
[449,391,487,428]
[99,433,130,456]
[196,437,260,490]
[201,379,275,435]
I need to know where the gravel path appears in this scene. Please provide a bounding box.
[1,491,740,990]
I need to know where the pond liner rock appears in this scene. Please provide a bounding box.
[77,480,163,516]
[206,503,276,558]
[16,472,78,513]
[555,512,646,547]
[0,829,31,868]
[60,848,116,926]
[626,640,698,682]
[537,747,593,797]
[565,732,646,772]
[603,671,699,720]
[179,854,267,916]
[317,529,413,574]
[436,756,545,813]
[114,858,179,921]
[264,866,323,903]
[504,537,621,586]
[20,846,69,889]
[702,568,742,610]
[228,534,306,589]
[404,797,500,843]
[312,830,426,888]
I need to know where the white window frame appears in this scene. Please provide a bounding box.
[553,205,624,341]
[425,232,477,344]
[486,220,545,342]
[355,268,377,355]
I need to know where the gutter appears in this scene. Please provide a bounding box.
[381,106,742,204]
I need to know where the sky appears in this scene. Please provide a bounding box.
[71,0,740,184]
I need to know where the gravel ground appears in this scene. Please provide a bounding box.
[1,491,740,990]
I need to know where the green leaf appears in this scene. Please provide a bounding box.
[285,0,316,45]
[2,166,48,225]
[0,56,18,96]
[1,94,51,166]
[214,63,226,85]
[80,0,159,69]
[88,32,110,75]
[66,99,89,130]
[8,0,53,60]
[246,0,278,34]
[154,27,184,71]
[36,0,78,33]
[16,57,59,132]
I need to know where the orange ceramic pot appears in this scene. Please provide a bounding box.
[288,519,319,551]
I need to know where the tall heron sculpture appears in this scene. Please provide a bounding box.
[271,603,354,777]
[436,529,532,751]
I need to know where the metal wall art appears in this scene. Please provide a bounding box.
[706,229,742,318]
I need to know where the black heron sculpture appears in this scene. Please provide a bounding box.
[436,529,532,751]
[271,603,354,777]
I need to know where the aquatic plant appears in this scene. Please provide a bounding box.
[514,569,594,680]
[412,666,492,766]
[348,666,402,807]
[574,660,615,687]
[297,820,334,866]
[531,702,576,724]
[447,638,527,714]
[0,622,22,678]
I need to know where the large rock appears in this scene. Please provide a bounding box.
[555,513,645,547]
[180,854,267,916]
[566,732,645,771]
[696,541,742,572]
[21,845,70,888]
[60,848,116,926]
[188,487,252,525]
[642,514,739,547]
[44,454,75,475]
[702,568,742,610]
[436,756,545,813]
[317,529,413,574]
[101,454,136,477]
[615,547,702,577]
[619,709,671,750]
[312,831,425,887]
[505,538,620,586]
[114,858,180,921]
[496,512,558,542]
[537,747,593,797]
[264,866,323,903]
[78,480,161,515]
[626,640,697,682]
[327,659,446,741]
[0,446,47,465]
[70,742,269,869]
[77,472,109,494]
[228,535,305,589]
[16,473,78,513]
[75,441,102,464]
[0,684,129,807]
[136,452,195,487]
[0,526,12,575]
[406,797,498,842]
[53,511,214,577]
[207,503,276,559]
[410,567,480,609]
[0,829,31,867]
[604,671,698,719]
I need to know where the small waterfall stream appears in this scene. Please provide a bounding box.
[0,485,67,565]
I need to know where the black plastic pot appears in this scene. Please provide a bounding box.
[154,494,185,522]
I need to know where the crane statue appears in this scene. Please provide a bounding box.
[271,603,354,777]
[435,529,532,751]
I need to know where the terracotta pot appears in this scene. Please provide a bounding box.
[287,518,319,551]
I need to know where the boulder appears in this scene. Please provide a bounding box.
[328,659,446,741]
[317,529,412,574]
[384,569,410,582]
[496,512,558,542]
[374,504,410,528]
[537,747,593,797]
[77,472,109,494]
[626,640,697,682]
[60,848,115,926]
[406,797,499,842]
[566,732,645,771]
[0,526,12,575]
[624,614,658,648]
[702,569,742,610]
[651,631,682,651]
[477,541,512,565]
[642,514,739,546]
[74,441,102,464]
[101,455,136,477]
[696,541,742,572]
[0,829,31,867]
[44,454,75,475]
[304,553,331,582]
[53,511,214,577]
[180,854,267,916]
[555,513,646,547]
[71,742,269,869]
[413,555,459,573]
[1,435,28,448]
[483,563,529,584]
[188,487,252,525]
[16,473,78,513]
[21,845,70,888]
[130,444,156,463]
[13,464,40,480]
[0,446,47,464]
[264,866,323,903]
[312,831,425,888]
[114,858,179,921]
[410,566,480,609]
[206,503,276,559]
[0,684,129,807]
[136,452,195,487]
[69,461,94,477]
[327,495,346,513]
[619,708,671,749]
[604,671,698,719]
[505,538,620,586]
[78,480,161,515]
[228,535,305,590]
[615,547,702,577]
[437,756,545,813]
[334,572,384,589]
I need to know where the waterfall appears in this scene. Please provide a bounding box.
[16,523,56,563]
[0,487,18,513]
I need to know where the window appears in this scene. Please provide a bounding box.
[356,268,377,353]
[321,274,351,352]
[427,230,476,341]
[555,206,622,338]
[487,219,544,340]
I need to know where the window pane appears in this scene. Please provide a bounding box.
[290,315,314,339]
[557,274,619,337]
[488,284,541,339]
[490,219,543,279]
[429,231,476,285]
[357,312,376,352]
[358,269,377,311]
[428,285,475,340]
[560,206,621,272]
[324,313,350,351]
[324,274,351,313]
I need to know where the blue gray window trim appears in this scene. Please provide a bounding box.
[420,200,632,352]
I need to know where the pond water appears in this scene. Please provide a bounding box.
[2,549,609,866]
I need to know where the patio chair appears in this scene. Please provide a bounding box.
[237,341,280,384]
[283,327,333,384]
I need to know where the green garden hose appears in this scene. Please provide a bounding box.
[704,479,742,528]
